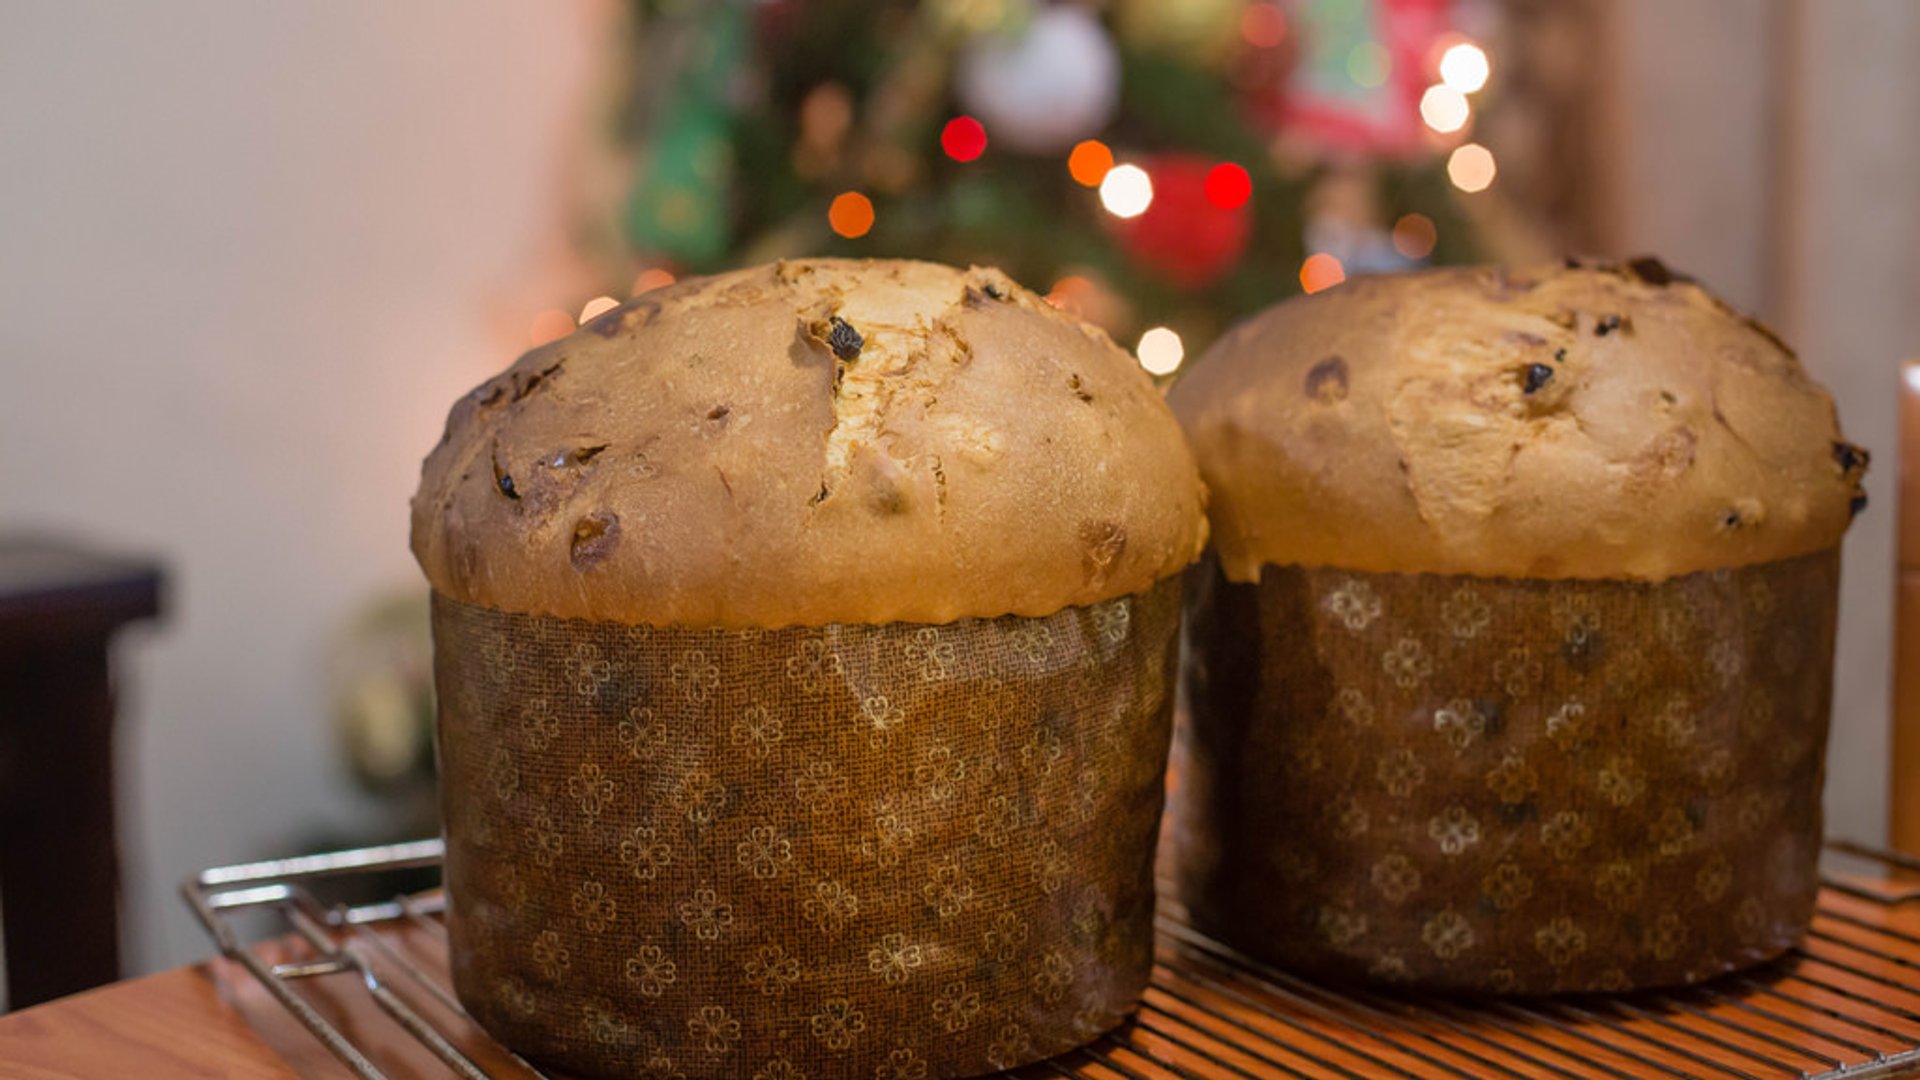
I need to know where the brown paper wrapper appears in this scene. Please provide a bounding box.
[432,577,1180,1079]
[1170,551,1839,995]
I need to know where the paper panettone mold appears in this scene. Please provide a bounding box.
[435,579,1181,1077]
[1166,260,1863,995]
[411,259,1210,1077]
[1171,553,1836,994]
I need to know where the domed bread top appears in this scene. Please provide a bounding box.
[411,258,1208,626]
[1170,259,1866,583]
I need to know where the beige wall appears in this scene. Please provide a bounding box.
[0,1,602,972]
[1612,0,1920,844]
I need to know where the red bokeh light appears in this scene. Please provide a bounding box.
[1204,162,1252,210]
[940,116,988,162]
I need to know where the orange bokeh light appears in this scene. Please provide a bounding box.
[1392,213,1438,259]
[1046,274,1094,312]
[1299,253,1346,294]
[632,268,676,295]
[1067,140,1114,187]
[1241,3,1287,48]
[529,308,576,347]
[828,191,875,238]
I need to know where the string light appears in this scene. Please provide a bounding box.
[1439,42,1490,93]
[1447,143,1497,192]
[1420,85,1469,133]
[632,268,676,295]
[1204,162,1252,210]
[940,115,988,162]
[1392,214,1437,259]
[579,296,620,323]
[1099,163,1153,218]
[1068,140,1113,187]
[1240,3,1287,48]
[1300,253,1346,294]
[828,191,875,237]
[529,309,575,347]
[1137,326,1184,375]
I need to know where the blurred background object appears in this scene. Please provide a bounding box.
[0,536,161,1009]
[596,0,1502,361]
[0,0,1913,988]
[1896,360,1920,856]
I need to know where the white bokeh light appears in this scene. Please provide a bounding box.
[1447,143,1497,192]
[1439,42,1490,93]
[1420,85,1469,133]
[1099,163,1154,219]
[1137,326,1184,375]
[579,295,620,323]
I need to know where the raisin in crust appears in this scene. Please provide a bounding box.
[411,258,1208,626]
[1170,261,1865,582]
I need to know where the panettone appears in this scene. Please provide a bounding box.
[412,258,1205,627]
[412,258,1206,1078]
[1173,259,1862,584]
[1167,259,1865,994]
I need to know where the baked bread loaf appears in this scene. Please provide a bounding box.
[415,258,1205,1079]
[1167,259,1863,995]
[1173,259,1865,584]
[412,257,1206,627]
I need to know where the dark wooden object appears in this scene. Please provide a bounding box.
[0,535,162,1009]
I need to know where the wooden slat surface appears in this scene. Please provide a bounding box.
[6,880,1920,1079]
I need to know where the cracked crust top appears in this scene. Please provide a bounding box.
[410,258,1208,626]
[1170,260,1866,583]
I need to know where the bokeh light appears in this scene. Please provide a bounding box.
[1068,140,1114,187]
[940,115,988,162]
[1420,85,1470,133]
[1299,253,1346,294]
[632,267,676,295]
[1447,143,1497,192]
[1439,42,1491,93]
[579,296,620,323]
[1137,326,1184,375]
[1391,213,1438,259]
[1240,3,1287,48]
[1204,162,1252,210]
[1347,41,1391,88]
[1099,163,1154,218]
[828,191,875,237]
[529,309,575,347]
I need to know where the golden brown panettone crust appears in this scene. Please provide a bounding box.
[1170,259,1866,583]
[411,258,1208,626]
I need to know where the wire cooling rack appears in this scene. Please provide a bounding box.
[185,838,1920,1080]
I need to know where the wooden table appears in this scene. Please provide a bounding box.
[0,535,163,1009]
[0,964,312,1080]
[0,932,534,1080]
[7,869,1920,1079]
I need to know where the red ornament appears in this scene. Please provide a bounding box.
[940,116,988,162]
[1204,162,1252,209]
[1108,155,1251,289]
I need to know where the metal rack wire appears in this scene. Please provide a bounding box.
[184,839,1920,1079]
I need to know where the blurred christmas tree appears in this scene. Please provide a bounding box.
[591,0,1502,365]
